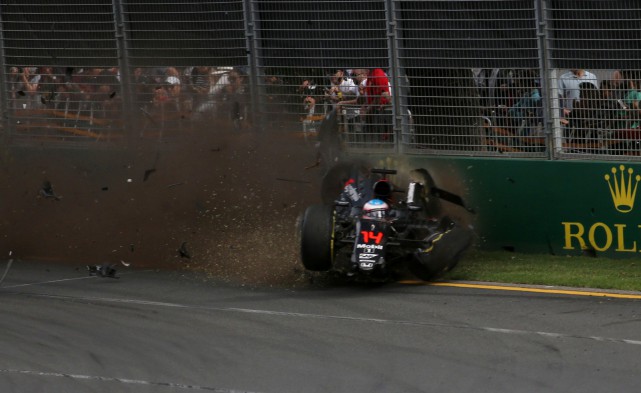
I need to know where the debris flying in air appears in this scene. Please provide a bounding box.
[40,180,62,200]
[178,242,191,259]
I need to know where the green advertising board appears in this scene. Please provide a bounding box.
[353,154,641,259]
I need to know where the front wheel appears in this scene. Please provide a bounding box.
[408,223,472,280]
[300,204,335,271]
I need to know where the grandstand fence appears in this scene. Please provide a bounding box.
[0,0,640,160]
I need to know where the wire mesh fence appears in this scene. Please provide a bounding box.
[1,0,640,160]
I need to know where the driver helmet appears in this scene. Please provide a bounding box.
[362,198,390,219]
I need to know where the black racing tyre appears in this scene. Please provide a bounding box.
[300,204,335,271]
[408,224,472,280]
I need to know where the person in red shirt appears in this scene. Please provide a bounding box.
[366,68,391,107]
[364,68,392,140]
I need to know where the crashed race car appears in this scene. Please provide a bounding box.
[299,165,473,281]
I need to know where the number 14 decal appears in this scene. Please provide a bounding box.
[361,231,383,244]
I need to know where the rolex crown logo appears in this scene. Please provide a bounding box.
[605,165,641,213]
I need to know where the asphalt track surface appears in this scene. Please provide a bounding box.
[2,260,641,393]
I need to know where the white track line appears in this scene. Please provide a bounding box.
[0,269,154,288]
[8,291,641,347]
[2,275,96,288]
[0,368,262,392]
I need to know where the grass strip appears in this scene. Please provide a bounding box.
[442,250,641,292]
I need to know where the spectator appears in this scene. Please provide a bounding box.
[621,70,641,109]
[208,68,240,99]
[303,95,317,118]
[206,68,249,126]
[298,78,321,118]
[558,69,599,123]
[507,69,542,135]
[152,84,170,108]
[364,68,392,139]
[33,66,60,108]
[566,82,602,139]
[298,78,314,97]
[18,67,41,108]
[620,70,641,129]
[165,75,184,111]
[473,68,502,112]
[599,79,625,129]
[165,67,181,79]
[610,69,626,100]
[74,68,104,112]
[132,67,153,105]
[189,66,210,114]
[150,67,168,85]
[8,67,22,102]
[352,69,369,129]
[325,69,348,110]
[334,70,361,137]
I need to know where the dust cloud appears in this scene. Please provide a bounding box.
[0,121,324,287]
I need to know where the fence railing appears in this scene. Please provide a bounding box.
[1,0,640,160]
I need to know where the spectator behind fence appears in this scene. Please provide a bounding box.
[364,68,392,139]
[620,70,641,129]
[34,66,60,108]
[334,70,360,135]
[558,69,599,125]
[325,69,351,111]
[599,79,625,129]
[18,67,41,108]
[566,82,603,139]
[188,66,210,116]
[473,68,518,118]
[152,84,170,108]
[8,67,22,104]
[352,69,369,129]
[206,68,249,126]
[189,67,228,120]
[473,68,504,112]
[299,78,321,118]
[165,75,184,112]
[506,69,542,135]
[264,75,285,107]
[610,70,626,100]
[132,67,153,105]
[208,68,240,98]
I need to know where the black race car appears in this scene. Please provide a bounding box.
[299,165,472,281]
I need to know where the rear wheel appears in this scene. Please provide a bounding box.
[300,204,335,271]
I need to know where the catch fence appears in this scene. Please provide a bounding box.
[1,0,640,160]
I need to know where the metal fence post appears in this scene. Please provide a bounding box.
[536,0,554,159]
[112,0,133,145]
[0,4,9,145]
[243,0,261,132]
[386,0,401,155]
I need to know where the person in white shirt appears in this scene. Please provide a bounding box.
[336,69,368,137]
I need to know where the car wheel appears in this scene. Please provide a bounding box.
[300,204,335,271]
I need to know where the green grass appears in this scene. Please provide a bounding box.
[441,250,641,292]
